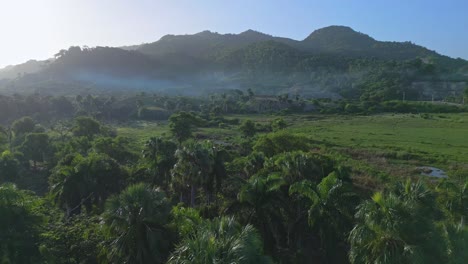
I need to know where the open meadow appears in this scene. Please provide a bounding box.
[117,113,468,189]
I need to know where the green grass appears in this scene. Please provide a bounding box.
[116,120,170,147]
[117,113,468,161]
[115,113,468,181]
[283,113,468,164]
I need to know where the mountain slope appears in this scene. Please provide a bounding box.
[0,60,50,79]
[136,29,300,60]
[0,26,466,99]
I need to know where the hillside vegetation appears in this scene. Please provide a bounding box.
[1,26,467,100]
[1,96,467,263]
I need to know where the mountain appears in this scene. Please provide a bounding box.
[0,60,51,79]
[1,26,467,100]
[300,26,439,60]
[303,26,376,51]
[134,26,439,61]
[136,29,284,59]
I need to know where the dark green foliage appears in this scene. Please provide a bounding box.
[271,117,287,131]
[142,137,177,187]
[169,205,203,237]
[290,172,358,262]
[349,180,446,264]
[40,214,105,264]
[237,151,349,262]
[171,140,225,207]
[435,176,468,222]
[92,136,137,163]
[253,132,311,157]
[12,116,35,136]
[0,183,44,263]
[0,151,20,182]
[168,216,272,264]
[20,133,50,167]
[72,116,101,139]
[443,221,468,264]
[103,183,173,264]
[239,119,256,137]
[169,112,203,144]
[49,153,126,215]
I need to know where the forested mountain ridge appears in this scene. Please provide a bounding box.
[1,26,467,100]
[135,26,439,61]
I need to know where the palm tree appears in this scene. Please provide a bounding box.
[103,183,172,264]
[167,216,272,264]
[436,178,468,222]
[49,153,125,216]
[274,151,335,183]
[142,137,177,188]
[442,220,468,264]
[290,172,358,262]
[238,173,286,253]
[171,141,222,207]
[348,181,445,264]
[238,152,346,261]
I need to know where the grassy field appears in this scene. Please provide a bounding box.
[116,120,169,147]
[116,113,468,185]
[285,113,468,162]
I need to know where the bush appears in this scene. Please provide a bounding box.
[253,132,311,157]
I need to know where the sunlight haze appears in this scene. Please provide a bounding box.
[1,2,468,263]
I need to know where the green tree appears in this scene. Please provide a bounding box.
[167,216,272,264]
[236,152,339,261]
[142,137,177,188]
[40,214,105,264]
[103,183,172,264]
[240,119,256,138]
[169,112,201,144]
[238,173,285,251]
[290,172,358,262]
[435,176,467,222]
[72,116,101,139]
[0,183,44,263]
[0,126,13,151]
[443,221,468,264]
[171,141,223,207]
[93,136,137,163]
[20,133,50,168]
[169,205,203,238]
[49,153,125,215]
[271,118,287,131]
[349,181,445,264]
[0,151,20,183]
[11,116,35,136]
[253,132,311,157]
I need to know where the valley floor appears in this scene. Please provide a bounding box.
[117,113,468,189]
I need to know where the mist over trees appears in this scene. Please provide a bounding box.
[1,26,467,100]
[0,25,467,264]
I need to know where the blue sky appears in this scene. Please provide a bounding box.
[1,0,467,68]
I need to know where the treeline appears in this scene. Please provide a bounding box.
[1,90,468,126]
[0,111,467,263]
